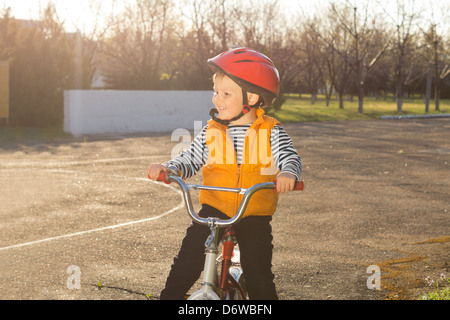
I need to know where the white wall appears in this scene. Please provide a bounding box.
[64,90,213,136]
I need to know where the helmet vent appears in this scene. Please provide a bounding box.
[234,59,254,63]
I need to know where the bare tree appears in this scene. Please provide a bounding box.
[298,22,326,105]
[101,0,173,89]
[231,0,280,49]
[6,3,73,126]
[330,0,390,113]
[416,0,450,111]
[382,0,419,113]
[429,25,450,111]
[328,26,354,109]
[179,0,216,88]
[0,7,17,60]
[208,0,230,51]
[310,10,353,108]
[67,0,112,89]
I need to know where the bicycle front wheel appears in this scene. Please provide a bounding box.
[188,286,220,300]
[225,267,247,300]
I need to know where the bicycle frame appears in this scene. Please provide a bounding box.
[155,166,303,300]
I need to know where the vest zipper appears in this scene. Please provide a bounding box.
[235,164,241,214]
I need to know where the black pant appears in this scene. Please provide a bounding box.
[160,204,278,300]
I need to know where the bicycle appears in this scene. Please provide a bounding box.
[152,166,304,300]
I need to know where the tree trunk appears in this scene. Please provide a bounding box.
[425,67,432,113]
[397,73,403,113]
[338,92,344,109]
[357,83,364,113]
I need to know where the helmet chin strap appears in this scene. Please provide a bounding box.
[210,89,251,126]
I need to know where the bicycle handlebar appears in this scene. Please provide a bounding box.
[149,166,304,227]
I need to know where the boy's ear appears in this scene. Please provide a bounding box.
[247,93,260,106]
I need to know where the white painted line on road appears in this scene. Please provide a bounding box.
[0,180,184,252]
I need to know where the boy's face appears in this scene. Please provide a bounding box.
[212,74,245,121]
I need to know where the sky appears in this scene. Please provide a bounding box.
[1,0,125,33]
[0,1,311,36]
[1,0,449,35]
[1,0,319,32]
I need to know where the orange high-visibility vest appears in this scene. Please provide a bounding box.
[199,109,280,218]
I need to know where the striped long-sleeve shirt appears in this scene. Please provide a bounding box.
[165,123,302,180]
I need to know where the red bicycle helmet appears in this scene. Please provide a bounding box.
[207,47,280,106]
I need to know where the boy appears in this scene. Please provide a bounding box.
[147,48,302,300]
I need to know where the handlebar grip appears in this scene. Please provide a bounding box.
[273,179,304,192]
[148,171,172,184]
[294,180,304,191]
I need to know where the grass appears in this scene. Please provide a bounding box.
[270,94,450,123]
[421,275,450,300]
[0,125,72,145]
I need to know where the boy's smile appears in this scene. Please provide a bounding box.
[212,74,259,125]
[212,74,244,121]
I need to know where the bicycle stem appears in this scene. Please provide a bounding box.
[202,223,220,289]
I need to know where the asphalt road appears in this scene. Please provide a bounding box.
[0,118,448,300]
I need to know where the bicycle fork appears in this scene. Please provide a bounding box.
[188,219,221,300]
[188,220,246,300]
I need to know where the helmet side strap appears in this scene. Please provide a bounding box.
[242,88,250,114]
